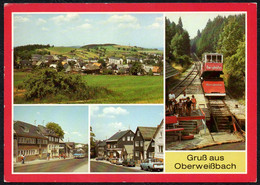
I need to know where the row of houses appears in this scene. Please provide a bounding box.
[108,56,162,65]
[13,121,86,162]
[95,120,164,163]
[17,54,162,74]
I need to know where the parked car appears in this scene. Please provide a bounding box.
[122,159,135,167]
[116,158,123,165]
[74,153,85,159]
[140,158,163,172]
[110,158,117,164]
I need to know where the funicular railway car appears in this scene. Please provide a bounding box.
[200,53,226,96]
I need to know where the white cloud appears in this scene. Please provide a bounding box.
[148,22,161,29]
[147,16,163,29]
[51,13,80,24]
[14,16,30,23]
[107,14,140,29]
[36,112,40,115]
[37,18,47,25]
[71,131,82,137]
[77,23,92,29]
[90,106,99,116]
[98,107,129,118]
[41,27,49,31]
[155,16,163,22]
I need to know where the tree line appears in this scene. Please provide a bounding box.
[166,17,191,68]
[14,44,52,61]
[191,14,245,99]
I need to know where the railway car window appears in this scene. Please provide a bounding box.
[206,55,211,62]
[212,55,216,62]
[217,55,222,63]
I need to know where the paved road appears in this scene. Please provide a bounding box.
[91,161,143,172]
[14,158,88,172]
[200,142,245,150]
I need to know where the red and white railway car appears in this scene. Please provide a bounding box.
[200,53,226,97]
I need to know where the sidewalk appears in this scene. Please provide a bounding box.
[90,159,142,171]
[14,157,74,167]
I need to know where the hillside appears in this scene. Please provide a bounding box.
[46,44,162,60]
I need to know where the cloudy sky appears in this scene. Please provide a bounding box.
[90,105,163,140]
[166,12,244,39]
[13,13,164,48]
[14,106,89,144]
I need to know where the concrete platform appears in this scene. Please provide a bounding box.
[166,124,245,150]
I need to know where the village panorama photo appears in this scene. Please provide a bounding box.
[13,13,164,104]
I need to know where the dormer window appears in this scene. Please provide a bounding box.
[137,131,140,137]
[20,126,29,133]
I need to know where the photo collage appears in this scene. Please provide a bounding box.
[10,8,248,176]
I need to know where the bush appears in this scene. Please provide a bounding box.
[102,69,113,75]
[22,68,110,101]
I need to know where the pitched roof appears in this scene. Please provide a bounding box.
[109,57,121,60]
[38,125,59,137]
[107,130,132,142]
[124,145,133,154]
[85,64,100,70]
[153,120,164,138]
[14,121,47,139]
[144,141,151,151]
[97,140,106,147]
[138,127,157,140]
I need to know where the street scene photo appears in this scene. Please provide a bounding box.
[13,13,164,104]
[13,106,89,172]
[165,13,246,150]
[90,106,164,172]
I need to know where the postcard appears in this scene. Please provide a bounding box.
[4,3,257,183]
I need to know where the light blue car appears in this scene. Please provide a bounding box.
[140,158,163,172]
[73,153,85,159]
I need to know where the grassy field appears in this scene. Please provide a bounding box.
[13,72,163,104]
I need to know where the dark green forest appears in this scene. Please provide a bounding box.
[165,17,191,68]
[191,14,245,99]
[14,44,51,61]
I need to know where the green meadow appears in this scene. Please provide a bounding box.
[14,71,163,104]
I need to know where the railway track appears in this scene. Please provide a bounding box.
[171,64,199,98]
[208,98,245,135]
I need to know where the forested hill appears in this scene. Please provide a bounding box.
[165,17,191,68]
[191,14,246,99]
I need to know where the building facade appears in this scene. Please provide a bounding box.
[153,120,164,161]
[13,121,48,162]
[38,125,60,158]
[106,130,134,159]
[133,126,157,161]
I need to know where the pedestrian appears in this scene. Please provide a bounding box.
[181,91,187,115]
[21,153,25,164]
[191,95,197,111]
[178,99,183,116]
[47,153,50,160]
[186,97,192,116]
[168,90,176,115]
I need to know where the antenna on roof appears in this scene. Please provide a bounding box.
[128,125,130,130]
